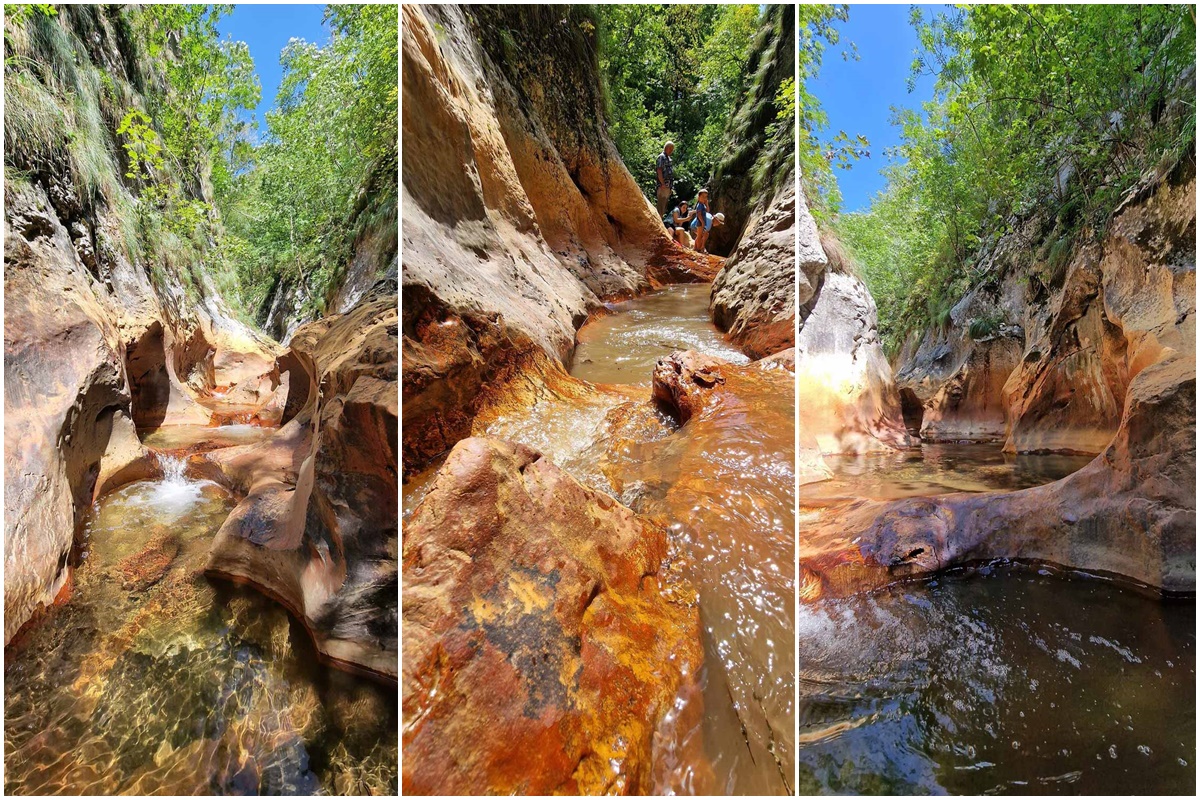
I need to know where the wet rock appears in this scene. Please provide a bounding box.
[651,350,728,424]
[710,171,796,358]
[401,5,712,475]
[402,437,705,795]
[804,169,1196,596]
[205,285,398,682]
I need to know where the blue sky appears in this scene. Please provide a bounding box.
[216,4,329,132]
[807,4,941,212]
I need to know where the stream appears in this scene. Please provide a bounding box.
[798,444,1196,794]
[403,283,796,794]
[5,422,398,794]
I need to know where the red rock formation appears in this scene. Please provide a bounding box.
[710,172,797,359]
[402,437,705,795]
[401,4,714,476]
[803,166,1196,597]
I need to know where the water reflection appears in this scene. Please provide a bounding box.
[796,566,1195,795]
[806,443,1094,503]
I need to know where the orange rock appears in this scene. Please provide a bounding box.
[402,437,706,795]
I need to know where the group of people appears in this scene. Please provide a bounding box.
[655,141,724,254]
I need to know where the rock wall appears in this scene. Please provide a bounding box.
[4,6,398,672]
[796,189,910,478]
[706,4,795,256]
[710,170,796,359]
[893,158,1196,457]
[204,283,399,680]
[401,4,714,476]
[4,153,275,643]
[805,161,1196,596]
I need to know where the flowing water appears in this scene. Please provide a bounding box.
[417,282,795,794]
[798,444,1196,794]
[570,284,748,385]
[5,458,398,795]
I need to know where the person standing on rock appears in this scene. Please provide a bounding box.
[690,188,723,254]
[655,141,675,216]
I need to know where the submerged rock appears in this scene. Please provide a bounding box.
[402,437,705,795]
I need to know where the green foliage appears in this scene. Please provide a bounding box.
[217,4,399,318]
[116,108,163,180]
[839,4,1195,346]
[968,311,1003,340]
[597,4,760,200]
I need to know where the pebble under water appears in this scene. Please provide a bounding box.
[4,472,397,795]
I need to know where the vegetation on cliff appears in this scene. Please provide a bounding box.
[3,3,397,328]
[835,4,1196,349]
[596,4,759,200]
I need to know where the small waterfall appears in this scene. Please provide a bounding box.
[160,454,188,485]
[143,454,203,518]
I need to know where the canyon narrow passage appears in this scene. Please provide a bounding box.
[5,393,397,794]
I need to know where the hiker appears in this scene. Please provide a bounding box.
[655,141,675,216]
[689,188,724,253]
[667,200,695,247]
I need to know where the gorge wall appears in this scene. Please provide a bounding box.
[4,6,399,679]
[796,187,911,483]
[401,4,717,477]
[804,156,1196,596]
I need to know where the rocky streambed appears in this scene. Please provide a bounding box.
[796,164,1196,793]
[403,283,796,794]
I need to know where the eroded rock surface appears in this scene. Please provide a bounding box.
[798,217,911,464]
[401,4,713,476]
[204,284,399,680]
[402,437,705,795]
[710,172,796,359]
[804,165,1196,597]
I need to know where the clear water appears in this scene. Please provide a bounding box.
[569,284,748,385]
[797,565,1195,795]
[405,283,794,793]
[798,443,1196,794]
[805,443,1094,504]
[140,424,273,451]
[5,472,398,795]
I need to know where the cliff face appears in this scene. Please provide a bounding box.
[4,6,399,675]
[706,3,795,257]
[806,159,1196,596]
[796,189,911,481]
[3,7,276,640]
[893,157,1195,458]
[710,170,796,358]
[401,4,714,476]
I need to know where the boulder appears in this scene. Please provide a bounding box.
[710,172,796,358]
[402,437,705,795]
